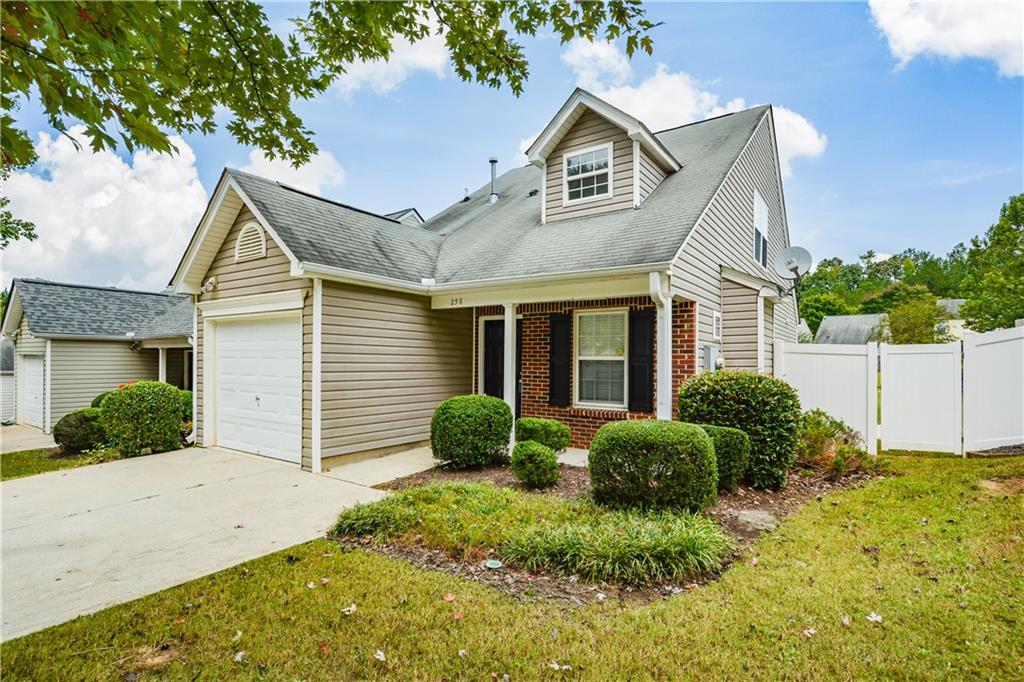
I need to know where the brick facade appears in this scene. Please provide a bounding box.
[474,297,697,448]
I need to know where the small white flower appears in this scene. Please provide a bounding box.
[549,662,571,671]
[458,649,468,658]
[867,612,884,623]
[803,628,816,637]
[374,649,386,662]
[342,603,357,616]
[306,581,316,589]
[233,651,247,663]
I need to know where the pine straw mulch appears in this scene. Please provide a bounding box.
[332,463,879,608]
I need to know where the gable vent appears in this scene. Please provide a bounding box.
[234,222,267,263]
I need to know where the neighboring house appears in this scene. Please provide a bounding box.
[383,208,424,227]
[1,338,14,423]
[814,313,885,344]
[937,298,969,340]
[170,88,799,472]
[0,279,193,433]
[797,318,813,342]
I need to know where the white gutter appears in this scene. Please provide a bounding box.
[648,271,674,420]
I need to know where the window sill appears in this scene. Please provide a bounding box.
[572,402,628,413]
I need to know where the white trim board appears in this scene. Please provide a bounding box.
[197,290,306,319]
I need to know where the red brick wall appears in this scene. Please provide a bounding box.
[473,298,697,448]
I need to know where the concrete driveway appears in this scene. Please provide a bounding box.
[1,447,386,641]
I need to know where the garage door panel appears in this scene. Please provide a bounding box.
[215,317,301,463]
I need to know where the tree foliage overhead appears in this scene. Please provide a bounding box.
[1,1,656,245]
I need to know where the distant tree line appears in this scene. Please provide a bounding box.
[797,193,1024,342]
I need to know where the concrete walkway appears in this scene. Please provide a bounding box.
[1,447,385,641]
[1,424,56,454]
[322,446,436,486]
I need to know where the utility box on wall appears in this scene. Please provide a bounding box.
[703,345,723,372]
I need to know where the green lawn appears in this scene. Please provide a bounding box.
[3,456,1022,680]
[0,448,120,481]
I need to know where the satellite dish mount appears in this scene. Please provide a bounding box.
[773,246,812,297]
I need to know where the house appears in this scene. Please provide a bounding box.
[814,313,885,344]
[937,298,969,339]
[0,279,193,433]
[170,88,800,472]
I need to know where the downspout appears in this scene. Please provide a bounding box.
[649,272,673,420]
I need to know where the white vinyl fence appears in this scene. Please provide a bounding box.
[776,326,1024,456]
[773,342,877,454]
[964,326,1024,452]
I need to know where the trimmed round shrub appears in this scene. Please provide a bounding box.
[515,417,571,453]
[510,440,559,488]
[431,395,513,468]
[100,381,183,456]
[696,424,750,492]
[91,391,112,408]
[589,420,717,512]
[677,371,801,490]
[54,408,106,454]
[179,389,193,422]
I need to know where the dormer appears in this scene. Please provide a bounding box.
[526,89,680,224]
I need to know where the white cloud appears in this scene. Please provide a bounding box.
[561,39,633,90]
[2,127,208,292]
[334,31,448,95]
[869,1,1024,77]
[550,45,828,179]
[240,149,346,195]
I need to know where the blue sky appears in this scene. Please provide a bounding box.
[4,1,1022,290]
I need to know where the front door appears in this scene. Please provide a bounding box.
[482,319,522,415]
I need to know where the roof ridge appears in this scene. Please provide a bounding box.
[15,278,182,298]
[653,103,770,136]
[226,168,401,224]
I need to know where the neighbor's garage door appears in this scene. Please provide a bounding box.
[214,316,301,462]
[21,356,45,428]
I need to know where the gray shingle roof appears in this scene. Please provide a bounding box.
[11,279,192,339]
[225,105,770,285]
[814,314,886,344]
[228,171,442,283]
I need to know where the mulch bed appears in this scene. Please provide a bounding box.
[968,443,1024,458]
[343,463,877,608]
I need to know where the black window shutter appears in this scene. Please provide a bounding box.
[549,313,571,406]
[628,309,655,413]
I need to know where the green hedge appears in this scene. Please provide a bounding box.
[510,440,559,488]
[53,408,106,454]
[90,391,112,409]
[696,423,750,492]
[589,420,717,512]
[100,381,183,456]
[678,371,801,490]
[515,417,570,453]
[430,395,513,468]
[179,389,193,422]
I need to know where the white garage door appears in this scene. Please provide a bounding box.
[214,316,301,463]
[21,356,45,428]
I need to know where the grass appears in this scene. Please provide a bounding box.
[0,447,121,481]
[3,456,1022,680]
[333,482,731,582]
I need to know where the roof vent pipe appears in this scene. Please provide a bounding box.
[488,157,498,204]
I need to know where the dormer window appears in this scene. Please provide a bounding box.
[563,142,612,204]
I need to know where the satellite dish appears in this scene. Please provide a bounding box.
[773,246,812,281]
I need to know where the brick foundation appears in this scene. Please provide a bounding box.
[474,297,697,448]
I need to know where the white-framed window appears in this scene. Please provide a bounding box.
[753,190,769,268]
[563,142,612,205]
[574,309,627,408]
[712,311,722,340]
[234,222,267,263]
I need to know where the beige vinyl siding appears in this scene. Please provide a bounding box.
[670,112,799,372]
[165,348,185,389]
[14,316,45,355]
[637,146,666,205]
[1,373,14,422]
[320,281,472,458]
[195,205,313,467]
[546,110,634,222]
[721,280,758,371]
[49,340,158,427]
[764,299,774,372]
